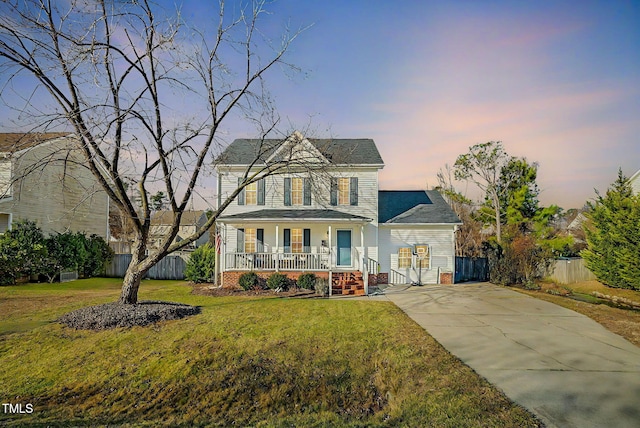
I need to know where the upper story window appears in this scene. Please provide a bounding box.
[245,182,257,205]
[291,177,303,205]
[330,177,358,206]
[338,178,350,205]
[237,178,265,206]
[284,177,311,206]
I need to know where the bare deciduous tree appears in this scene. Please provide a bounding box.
[0,0,317,303]
[453,141,513,243]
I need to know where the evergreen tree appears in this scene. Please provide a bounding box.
[582,170,640,290]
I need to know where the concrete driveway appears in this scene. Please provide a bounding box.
[384,283,640,428]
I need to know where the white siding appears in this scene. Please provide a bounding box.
[630,170,640,195]
[0,139,109,238]
[217,167,379,223]
[0,159,11,198]
[378,225,456,284]
[223,222,366,266]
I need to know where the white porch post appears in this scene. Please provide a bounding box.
[361,225,368,295]
[275,224,280,272]
[328,225,332,297]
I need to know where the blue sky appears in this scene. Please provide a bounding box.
[1,0,638,209]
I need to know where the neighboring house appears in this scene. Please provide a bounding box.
[149,210,210,251]
[0,133,109,237]
[214,133,461,294]
[629,169,640,195]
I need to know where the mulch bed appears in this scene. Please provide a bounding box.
[191,284,318,299]
[57,301,201,331]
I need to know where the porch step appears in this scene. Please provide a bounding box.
[331,272,365,296]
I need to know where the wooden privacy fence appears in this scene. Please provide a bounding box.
[455,257,489,283]
[548,258,596,284]
[105,253,188,280]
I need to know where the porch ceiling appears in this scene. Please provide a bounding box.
[218,209,372,223]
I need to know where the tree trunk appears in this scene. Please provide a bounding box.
[119,267,144,304]
[119,237,149,304]
[492,191,502,243]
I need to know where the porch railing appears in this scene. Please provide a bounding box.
[225,252,330,271]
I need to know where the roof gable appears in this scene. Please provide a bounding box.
[218,134,384,166]
[266,132,329,165]
[379,190,461,224]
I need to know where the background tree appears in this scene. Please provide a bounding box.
[450,142,571,286]
[582,170,640,290]
[0,0,314,304]
[453,141,513,243]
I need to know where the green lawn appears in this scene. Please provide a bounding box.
[0,279,539,427]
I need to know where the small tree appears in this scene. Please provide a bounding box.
[184,243,216,283]
[582,170,640,290]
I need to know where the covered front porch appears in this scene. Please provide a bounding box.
[216,209,378,295]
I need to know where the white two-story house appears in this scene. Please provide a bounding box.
[215,133,461,294]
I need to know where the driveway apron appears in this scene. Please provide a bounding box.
[384,283,640,428]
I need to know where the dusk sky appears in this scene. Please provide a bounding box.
[1,0,639,209]
[215,0,640,209]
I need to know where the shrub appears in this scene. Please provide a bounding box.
[83,234,113,277]
[266,272,289,290]
[315,277,329,296]
[184,243,216,283]
[484,232,552,287]
[238,272,260,290]
[297,272,316,290]
[0,220,47,285]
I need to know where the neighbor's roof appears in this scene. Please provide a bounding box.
[0,132,71,153]
[378,190,461,224]
[218,138,384,166]
[219,208,372,222]
[151,210,208,226]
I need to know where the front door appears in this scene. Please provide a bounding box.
[337,230,352,266]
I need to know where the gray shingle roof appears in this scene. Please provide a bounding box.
[219,209,372,222]
[218,137,384,165]
[378,190,461,224]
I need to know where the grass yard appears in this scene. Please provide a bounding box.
[0,278,540,427]
[519,280,640,347]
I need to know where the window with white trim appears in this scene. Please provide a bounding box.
[414,245,430,268]
[244,228,257,253]
[291,228,303,253]
[338,177,350,205]
[291,177,303,205]
[398,247,412,268]
[245,182,257,205]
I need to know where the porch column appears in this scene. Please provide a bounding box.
[361,225,368,295]
[328,225,332,297]
[275,224,280,272]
